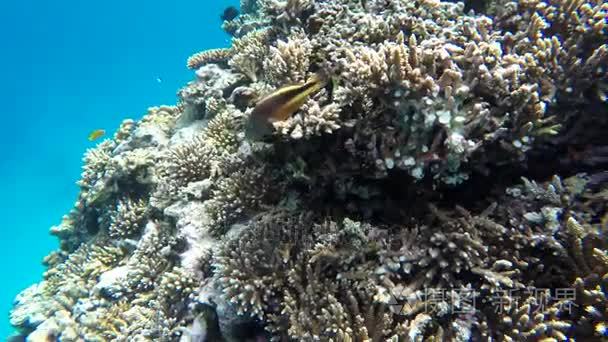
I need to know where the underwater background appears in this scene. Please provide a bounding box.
[4,0,607,340]
[0,0,237,336]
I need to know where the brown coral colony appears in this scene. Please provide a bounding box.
[9,0,608,341]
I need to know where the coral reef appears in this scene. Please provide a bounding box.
[187,48,234,70]
[9,0,608,341]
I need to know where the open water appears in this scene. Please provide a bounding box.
[0,0,236,336]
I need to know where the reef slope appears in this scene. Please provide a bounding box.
[9,0,608,341]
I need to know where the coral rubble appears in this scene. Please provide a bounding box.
[9,0,607,341]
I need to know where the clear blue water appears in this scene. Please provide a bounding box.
[0,0,237,336]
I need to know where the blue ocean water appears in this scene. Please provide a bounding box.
[0,0,237,336]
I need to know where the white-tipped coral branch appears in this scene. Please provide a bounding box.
[9,0,608,341]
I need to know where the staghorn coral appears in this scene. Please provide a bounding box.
[153,135,214,203]
[559,217,608,338]
[493,215,608,341]
[228,28,274,82]
[105,197,148,239]
[215,210,483,340]
[263,28,313,85]
[52,124,160,253]
[304,0,603,182]
[12,218,199,341]
[152,102,249,211]
[154,266,199,317]
[260,0,315,27]
[186,47,234,70]
[11,240,127,339]
[336,27,541,179]
[121,221,179,293]
[214,211,400,339]
[493,293,572,341]
[203,163,271,236]
[10,0,608,341]
[80,262,197,341]
[383,204,517,294]
[78,140,115,197]
[202,103,244,154]
[210,174,607,340]
[113,119,136,143]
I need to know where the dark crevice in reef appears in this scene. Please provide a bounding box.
[275,115,607,226]
[462,0,488,14]
[273,113,607,228]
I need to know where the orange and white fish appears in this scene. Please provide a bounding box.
[88,129,106,141]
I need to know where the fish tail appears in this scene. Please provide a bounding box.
[304,72,329,94]
[311,71,329,84]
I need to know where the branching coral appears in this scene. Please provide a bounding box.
[222,0,269,38]
[493,214,608,341]
[259,0,315,28]
[54,128,159,252]
[155,266,198,315]
[336,24,543,179]
[76,141,156,214]
[11,240,127,339]
[214,211,394,339]
[203,163,271,235]
[215,210,480,340]
[78,140,115,197]
[270,91,342,140]
[152,103,249,215]
[139,105,181,135]
[12,218,200,341]
[80,263,197,341]
[263,28,312,85]
[211,175,607,340]
[290,0,603,183]
[202,104,244,155]
[186,47,234,70]
[228,29,274,82]
[178,64,243,123]
[105,197,148,239]
[10,0,608,341]
[153,135,214,203]
[560,217,608,338]
[474,175,608,340]
[113,119,136,143]
[387,204,515,292]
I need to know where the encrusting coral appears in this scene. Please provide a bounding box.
[9,0,608,341]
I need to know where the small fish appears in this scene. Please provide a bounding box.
[245,73,328,140]
[156,77,163,84]
[221,6,239,22]
[88,129,106,141]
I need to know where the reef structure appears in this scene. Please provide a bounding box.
[9,0,608,341]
